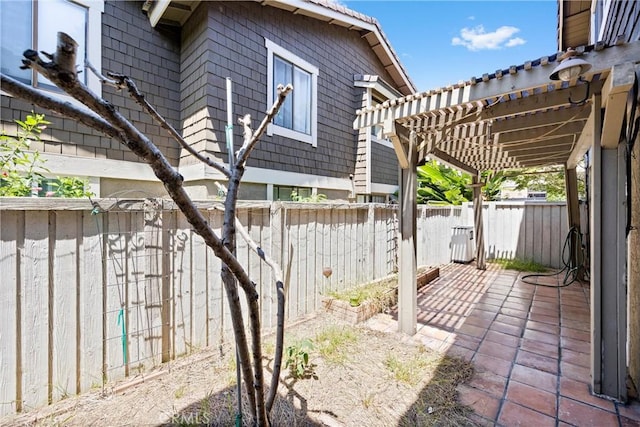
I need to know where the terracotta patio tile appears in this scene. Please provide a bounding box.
[474,302,502,313]
[617,399,640,422]
[500,307,528,319]
[558,397,619,426]
[561,318,590,332]
[531,300,559,311]
[561,348,590,368]
[516,349,559,375]
[560,361,591,383]
[468,307,499,320]
[484,330,521,347]
[497,401,556,427]
[528,312,560,325]
[457,384,501,420]
[464,315,494,329]
[559,377,616,412]
[458,323,488,339]
[621,416,640,427]
[510,364,558,393]
[522,329,559,346]
[489,321,523,337]
[561,336,591,353]
[519,338,559,359]
[502,300,531,312]
[526,319,560,335]
[560,326,590,342]
[505,380,557,417]
[467,412,495,427]
[473,353,513,377]
[445,344,475,362]
[495,314,527,328]
[477,340,518,362]
[529,306,560,319]
[468,371,508,398]
[453,334,482,352]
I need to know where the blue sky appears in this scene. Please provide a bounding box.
[343,1,559,92]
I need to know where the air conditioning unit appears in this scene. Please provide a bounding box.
[451,226,475,263]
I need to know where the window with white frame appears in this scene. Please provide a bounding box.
[0,0,102,93]
[265,38,318,147]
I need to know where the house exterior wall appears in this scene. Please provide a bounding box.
[179,1,401,185]
[597,0,640,44]
[0,1,182,177]
[591,0,640,396]
[1,0,404,200]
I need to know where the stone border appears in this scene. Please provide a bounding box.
[322,267,440,324]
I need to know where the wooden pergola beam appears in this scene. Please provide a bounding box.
[601,62,636,149]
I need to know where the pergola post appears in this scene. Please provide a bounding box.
[590,91,627,401]
[472,175,486,270]
[564,165,582,278]
[396,131,418,335]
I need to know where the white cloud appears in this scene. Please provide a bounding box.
[505,37,526,47]
[451,25,526,51]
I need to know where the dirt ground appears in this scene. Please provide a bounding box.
[2,312,475,427]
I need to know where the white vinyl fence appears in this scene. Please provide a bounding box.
[0,198,571,416]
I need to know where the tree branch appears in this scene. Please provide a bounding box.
[107,72,231,178]
[1,74,124,141]
[235,83,292,166]
[233,218,286,413]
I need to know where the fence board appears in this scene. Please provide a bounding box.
[21,211,49,411]
[51,211,79,401]
[79,211,104,392]
[172,212,193,356]
[0,211,19,416]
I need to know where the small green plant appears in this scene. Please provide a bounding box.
[492,257,548,272]
[1,112,94,198]
[290,190,327,202]
[284,338,314,378]
[48,176,94,198]
[0,112,49,196]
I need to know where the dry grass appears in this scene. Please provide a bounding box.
[3,313,477,427]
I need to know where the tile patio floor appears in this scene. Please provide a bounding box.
[364,263,640,426]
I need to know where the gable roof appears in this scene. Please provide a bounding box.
[144,0,416,95]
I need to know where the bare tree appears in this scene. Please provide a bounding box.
[0,32,289,426]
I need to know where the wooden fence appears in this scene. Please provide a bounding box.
[0,198,571,416]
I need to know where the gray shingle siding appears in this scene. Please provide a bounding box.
[181,1,400,179]
[102,1,182,165]
[1,1,182,166]
[600,0,640,43]
[2,0,402,188]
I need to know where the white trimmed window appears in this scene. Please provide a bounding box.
[0,0,103,95]
[265,38,318,147]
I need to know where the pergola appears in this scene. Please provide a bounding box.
[354,40,640,402]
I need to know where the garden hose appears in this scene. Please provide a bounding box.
[520,226,587,288]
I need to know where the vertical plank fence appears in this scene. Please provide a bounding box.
[0,198,572,416]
